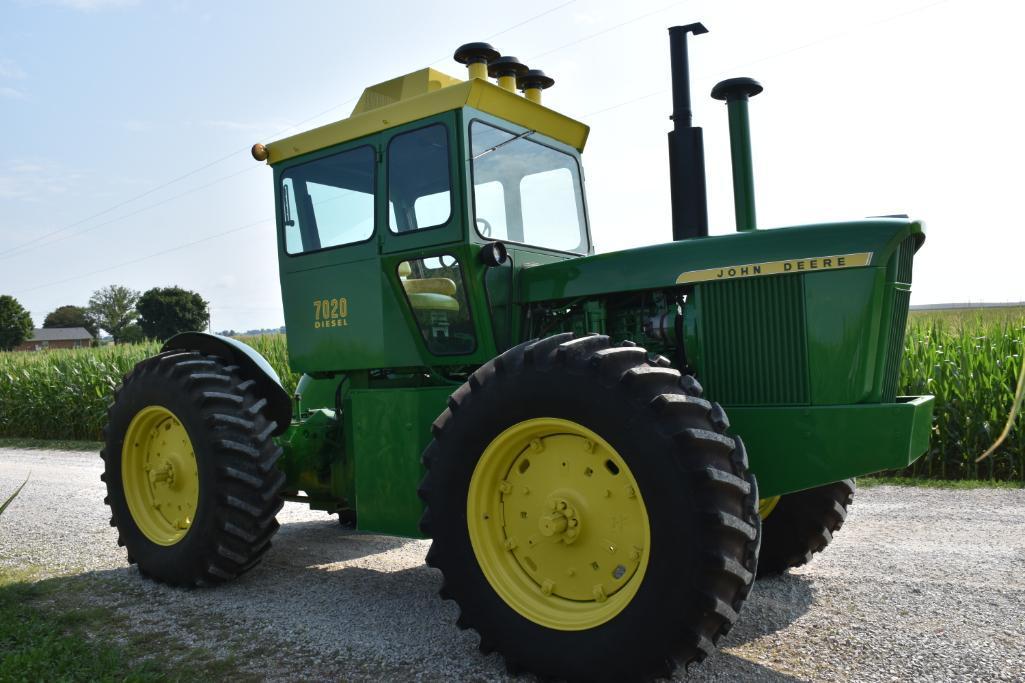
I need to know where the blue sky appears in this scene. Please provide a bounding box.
[1,0,1022,332]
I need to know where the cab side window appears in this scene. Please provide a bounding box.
[281,145,376,254]
[388,124,452,233]
[397,255,476,355]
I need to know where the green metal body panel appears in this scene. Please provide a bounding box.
[267,104,932,540]
[345,386,452,537]
[518,218,921,301]
[732,395,934,497]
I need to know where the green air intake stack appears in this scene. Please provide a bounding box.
[711,77,763,231]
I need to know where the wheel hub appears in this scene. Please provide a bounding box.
[122,406,199,545]
[467,418,651,630]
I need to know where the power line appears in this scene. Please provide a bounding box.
[6,1,590,292]
[581,0,953,119]
[14,218,271,295]
[528,0,690,61]
[5,1,580,263]
[0,165,261,262]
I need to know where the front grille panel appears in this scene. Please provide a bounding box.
[698,274,809,405]
[882,287,912,402]
[896,236,916,284]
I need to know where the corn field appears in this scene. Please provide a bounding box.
[0,335,295,442]
[0,324,1022,482]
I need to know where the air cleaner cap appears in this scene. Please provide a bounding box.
[488,56,529,79]
[711,77,763,102]
[517,69,554,91]
[454,42,500,65]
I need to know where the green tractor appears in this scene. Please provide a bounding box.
[101,24,932,681]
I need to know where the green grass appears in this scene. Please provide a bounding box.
[0,335,294,441]
[0,570,246,681]
[909,305,1025,327]
[858,476,1025,490]
[899,315,1024,482]
[0,437,102,451]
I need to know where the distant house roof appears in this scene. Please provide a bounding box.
[28,327,94,342]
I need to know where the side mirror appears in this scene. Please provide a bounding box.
[478,242,508,267]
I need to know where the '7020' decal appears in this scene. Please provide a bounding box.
[313,297,348,329]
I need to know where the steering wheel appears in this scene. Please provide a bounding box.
[439,254,458,268]
[475,217,493,237]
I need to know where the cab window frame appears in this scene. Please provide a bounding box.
[467,117,591,256]
[277,142,378,258]
[386,122,455,236]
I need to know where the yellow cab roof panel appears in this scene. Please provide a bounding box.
[264,68,589,164]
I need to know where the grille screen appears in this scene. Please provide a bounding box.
[896,236,916,284]
[882,287,911,401]
[698,274,809,405]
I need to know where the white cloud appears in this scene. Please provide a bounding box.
[0,160,89,202]
[41,0,139,11]
[0,59,27,80]
[201,119,292,133]
[120,119,152,132]
[0,86,27,100]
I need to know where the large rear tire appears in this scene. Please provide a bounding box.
[101,350,285,586]
[419,334,760,682]
[756,479,855,577]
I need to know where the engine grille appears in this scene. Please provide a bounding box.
[697,274,809,405]
[881,236,918,401]
[895,236,916,285]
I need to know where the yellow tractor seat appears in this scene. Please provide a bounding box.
[407,292,460,312]
[398,261,460,312]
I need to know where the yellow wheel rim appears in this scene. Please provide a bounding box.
[467,418,651,631]
[121,406,199,546]
[758,496,781,520]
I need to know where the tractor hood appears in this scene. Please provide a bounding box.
[518,218,925,302]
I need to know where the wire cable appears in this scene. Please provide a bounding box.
[581,0,953,119]
[528,0,691,62]
[8,0,582,260]
[0,165,261,262]
[14,218,271,295]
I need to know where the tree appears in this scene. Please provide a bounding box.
[119,323,147,344]
[0,295,33,351]
[88,285,140,343]
[137,286,209,341]
[43,304,98,338]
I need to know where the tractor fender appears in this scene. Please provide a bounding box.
[162,332,292,435]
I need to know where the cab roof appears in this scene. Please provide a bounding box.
[262,68,589,165]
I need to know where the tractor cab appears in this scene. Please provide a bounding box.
[256,62,591,374]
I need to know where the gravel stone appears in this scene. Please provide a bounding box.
[1,447,1023,681]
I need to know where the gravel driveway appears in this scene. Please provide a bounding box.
[1,447,1023,682]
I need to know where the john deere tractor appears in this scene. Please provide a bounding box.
[101,24,932,681]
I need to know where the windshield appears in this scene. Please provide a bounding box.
[470,121,588,253]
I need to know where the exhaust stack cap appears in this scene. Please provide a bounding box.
[488,56,529,92]
[454,42,501,80]
[517,69,554,104]
[711,77,763,102]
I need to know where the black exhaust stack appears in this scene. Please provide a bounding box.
[667,23,708,241]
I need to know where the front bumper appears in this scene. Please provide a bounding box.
[727,395,934,498]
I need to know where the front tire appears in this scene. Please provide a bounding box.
[419,334,760,681]
[757,479,855,577]
[101,350,285,586]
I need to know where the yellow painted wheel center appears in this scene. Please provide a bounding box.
[759,496,781,520]
[121,406,199,546]
[467,418,651,631]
